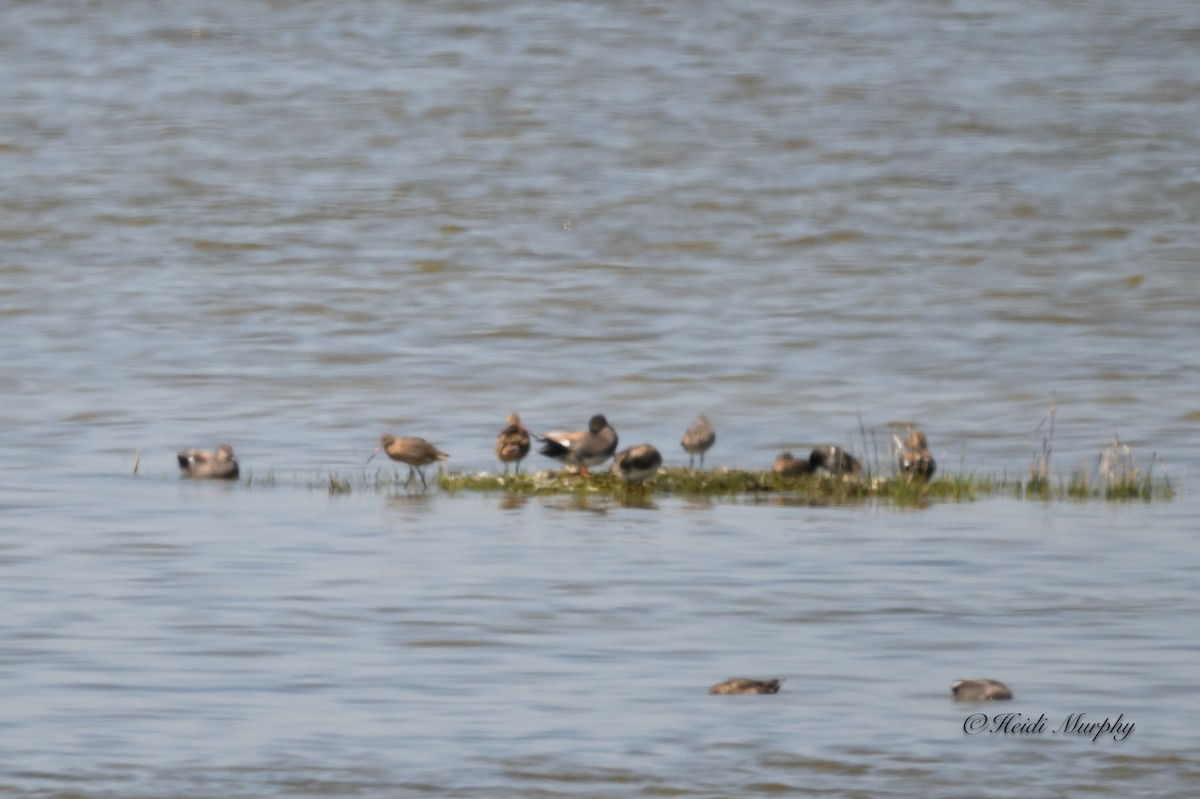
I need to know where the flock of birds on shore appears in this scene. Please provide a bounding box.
[174,414,1009,701]
[176,412,938,489]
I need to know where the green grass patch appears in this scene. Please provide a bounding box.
[433,466,1171,505]
[230,465,1172,505]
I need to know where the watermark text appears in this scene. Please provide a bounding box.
[963,712,1133,742]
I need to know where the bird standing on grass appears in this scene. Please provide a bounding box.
[681,415,716,469]
[896,429,936,478]
[495,412,531,473]
[536,414,618,477]
[368,433,449,489]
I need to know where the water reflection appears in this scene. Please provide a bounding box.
[496,494,530,512]
[614,492,658,511]
[382,492,437,511]
[540,494,612,515]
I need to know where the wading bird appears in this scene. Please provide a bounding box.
[681,415,716,469]
[896,429,936,478]
[368,433,449,489]
[495,412,531,473]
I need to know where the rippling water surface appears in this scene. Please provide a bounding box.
[2,1,1199,797]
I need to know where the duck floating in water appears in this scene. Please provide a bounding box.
[681,415,716,469]
[896,429,936,478]
[536,414,618,477]
[951,678,1012,701]
[495,412,531,473]
[709,678,784,695]
[368,433,449,489]
[612,444,663,486]
[177,443,239,480]
[773,451,813,476]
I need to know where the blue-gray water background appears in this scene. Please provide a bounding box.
[2,1,1199,796]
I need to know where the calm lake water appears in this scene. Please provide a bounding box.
[2,1,1199,797]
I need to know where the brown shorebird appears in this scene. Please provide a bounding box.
[495,412,531,473]
[951,678,1013,701]
[368,433,449,489]
[808,444,861,475]
[708,678,784,695]
[177,443,239,480]
[773,451,813,476]
[896,429,936,478]
[536,414,617,477]
[681,415,716,469]
[612,444,663,486]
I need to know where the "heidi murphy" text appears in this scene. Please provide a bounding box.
[963,712,1134,742]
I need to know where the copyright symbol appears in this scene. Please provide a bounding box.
[963,713,989,735]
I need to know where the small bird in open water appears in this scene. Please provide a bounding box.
[773,451,813,476]
[536,414,618,477]
[368,433,449,489]
[896,429,936,478]
[951,678,1012,701]
[681,415,716,469]
[612,444,663,486]
[177,443,239,480]
[709,678,784,695]
[808,444,861,475]
[495,412,531,473]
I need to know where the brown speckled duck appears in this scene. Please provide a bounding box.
[177,443,239,480]
[681,415,716,469]
[709,678,784,695]
[495,412,531,473]
[612,444,663,486]
[536,414,618,477]
[951,678,1012,701]
[368,433,449,489]
[773,451,813,476]
[896,430,936,478]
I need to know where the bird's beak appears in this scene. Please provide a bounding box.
[367,446,381,464]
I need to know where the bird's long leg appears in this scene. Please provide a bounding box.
[404,467,415,488]
[417,467,428,490]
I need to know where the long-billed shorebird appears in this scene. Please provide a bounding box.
[681,415,716,469]
[177,443,239,480]
[495,412,531,473]
[368,433,449,489]
[536,414,618,477]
